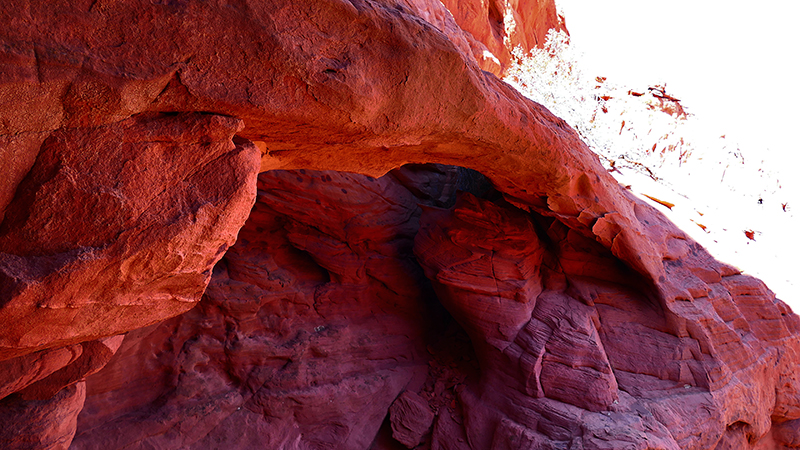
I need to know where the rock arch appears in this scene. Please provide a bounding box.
[0,1,798,448]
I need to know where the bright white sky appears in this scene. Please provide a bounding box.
[557,0,799,155]
[555,0,800,304]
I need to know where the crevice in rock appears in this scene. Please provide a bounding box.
[487,0,507,40]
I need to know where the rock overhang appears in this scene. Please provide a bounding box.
[1,1,799,449]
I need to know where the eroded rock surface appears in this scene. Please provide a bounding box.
[71,165,800,450]
[390,390,436,448]
[0,0,798,449]
[0,112,261,447]
[440,0,566,74]
[0,383,86,450]
[0,113,260,361]
[72,165,466,449]
[414,191,800,449]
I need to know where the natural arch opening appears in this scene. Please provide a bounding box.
[71,162,678,449]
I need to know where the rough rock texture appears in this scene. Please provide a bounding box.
[440,0,566,74]
[398,0,567,75]
[0,383,86,450]
[0,113,260,360]
[0,0,799,449]
[73,165,800,450]
[413,191,800,449]
[390,390,436,448]
[71,165,474,449]
[0,110,261,445]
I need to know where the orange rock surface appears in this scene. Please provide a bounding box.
[0,0,798,449]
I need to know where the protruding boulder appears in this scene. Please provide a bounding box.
[0,113,260,360]
[389,391,435,448]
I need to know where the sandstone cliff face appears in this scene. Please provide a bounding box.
[0,1,798,449]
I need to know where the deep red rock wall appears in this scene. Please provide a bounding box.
[73,165,467,449]
[0,0,798,449]
[72,164,800,450]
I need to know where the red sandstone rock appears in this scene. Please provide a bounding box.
[389,391,435,448]
[72,165,461,449]
[72,166,800,450]
[0,113,260,360]
[16,336,124,401]
[0,345,82,400]
[440,0,567,74]
[0,0,798,449]
[0,383,85,450]
[0,111,260,446]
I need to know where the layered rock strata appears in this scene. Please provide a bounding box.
[0,0,797,449]
[71,165,800,450]
[72,165,465,449]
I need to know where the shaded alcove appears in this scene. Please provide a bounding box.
[70,162,696,450]
[71,164,481,449]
